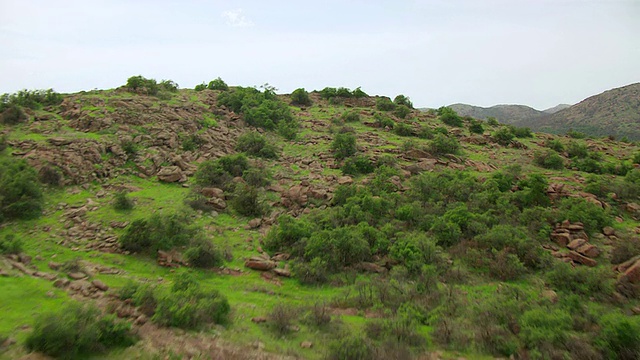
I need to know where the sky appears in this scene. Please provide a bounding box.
[1,0,639,110]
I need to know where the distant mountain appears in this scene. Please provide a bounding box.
[542,104,571,114]
[448,103,547,125]
[518,83,640,140]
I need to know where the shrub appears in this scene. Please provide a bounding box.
[153,273,230,329]
[327,335,374,360]
[304,302,332,328]
[181,134,204,152]
[0,234,23,254]
[393,95,413,108]
[264,215,314,253]
[332,133,357,160]
[418,125,434,139]
[184,236,223,268]
[574,157,603,173]
[194,83,207,91]
[319,86,367,99]
[567,141,589,158]
[194,154,250,190]
[304,227,371,271]
[159,80,178,92]
[596,312,640,360]
[556,197,612,234]
[230,183,265,217]
[242,166,271,187]
[394,105,411,119]
[492,127,514,145]
[487,117,499,126]
[374,113,395,129]
[125,75,158,95]
[0,89,63,111]
[342,155,374,175]
[546,261,614,297]
[519,308,572,350]
[428,134,460,155]
[438,106,463,127]
[508,125,533,138]
[533,149,564,169]
[376,97,396,111]
[394,122,414,136]
[293,258,329,285]
[290,88,311,106]
[38,164,62,186]
[207,77,229,91]
[567,129,586,139]
[0,104,28,125]
[0,158,43,222]
[119,213,196,254]
[235,131,278,159]
[341,110,361,123]
[352,87,368,98]
[469,120,484,134]
[120,139,139,157]
[545,138,565,152]
[25,302,136,358]
[267,303,299,335]
[610,236,640,264]
[112,191,134,211]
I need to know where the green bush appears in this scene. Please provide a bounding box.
[181,134,204,152]
[290,88,311,106]
[546,261,614,297]
[293,258,329,285]
[235,131,278,159]
[487,117,499,126]
[533,150,564,169]
[374,113,395,129]
[567,129,586,139]
[492,127,515,145]
[341,110,361,123]
[0,134,7,152]
[342,155,374,175]
[120,139,139,157]
[194,83,207,91]
[566,141,589,158]
[184,236,223,268]
[319,86,367,99]
[230,183,265,217]
[125,75,159,95]
[0,157,43,222]
[376,97,396,111]
[393,105,411,119]
[332,133,357,160]
[0,104,28,125]
[194,154,250,190]
[508,125,533,138]
[519,308,572,351]
[159,79,179,92]
[25,302,136,358]
[545,138,565,152]
[153,273,230,329]
[264,215,314,254]
[596,312,640,360]
[119,213,197,254]
[428,134,460,155]
[208,77,229,91]
[556,197,612,234]
[418,125,434,139]
[304,227,371,271]
[327,335,374,360]
[574,157,603,173]
[0,234,23,254]
[393,94,413,108]
[390,232,442,276]
[438,106,463,127]
[393,122,414,136]
[112,191,134,211]
[0,89,63,111]
[469,120,484,134]
[242,166,271,187]
[267,303,299,335]
[38,164,62,186]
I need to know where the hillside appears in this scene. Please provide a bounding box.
[518,83,640,139]
[448,103,547,125]
[542,103,572,114]
[1,78,640,360]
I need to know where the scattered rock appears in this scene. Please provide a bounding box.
[134,314,148,325]
[157,166,186,183]
[576,244,600,258]
[245,258,276,271]
[251,316,267,324]
[567,239,587,251]
[567,251,597,267]
[603,226,616,236]
[92,279,109,291]
[68,272,87,280]
[53,278,70,288]
[623,260,640,284]
[273,268,291,277]
[337,176,353,185]
[300,341,313,349]
[247,218,262,229]
[271,253,290,262]
[48,261,62,270]
[551,232,571,247]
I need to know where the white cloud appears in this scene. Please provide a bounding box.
[222,8,254,28]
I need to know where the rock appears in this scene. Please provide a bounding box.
[68,272,87,280]
[201,187,225,199]
[48,137,73,146]
[157,166,185,183]
[567,238,587,250]
[337,176,353,185]
[624,260,640,284]
[551,232,572,247]
[271,253,290,262]
[541,289,558,303]
[252,341,265,350]
[576,244,600,258]
[134,314,148,325]
[18,253,32,265]
[92,279,109,291]
[617,255,640,273]
[48,262,62,270]
[10,261,32,275]
[273,268,291,277]
[568,251,597,267]
[53,278,70,288]
[207,197,227,210]
[247,218,262,229]
[300,341,313,349]
[245,259,276,271]
[251,316,267,324]
[567,223,584,231]
[603,226,616,236]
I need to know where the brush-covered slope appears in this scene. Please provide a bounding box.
[1,78,640,360]
[522,83,640,139]
[449,103,546,124]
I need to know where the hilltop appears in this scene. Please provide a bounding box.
[1,77,640,360]
[448,103,569,125]
[519,82,640,140]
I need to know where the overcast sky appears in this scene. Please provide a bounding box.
[1,0,638,110]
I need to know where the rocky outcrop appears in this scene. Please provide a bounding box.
[548,220,600,266]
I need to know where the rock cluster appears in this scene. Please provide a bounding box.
[244,253,291,277]
[548,220,600,266]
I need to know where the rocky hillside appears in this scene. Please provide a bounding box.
[1,78,640,360]
[519,82,640,140]
[448,103,549,125]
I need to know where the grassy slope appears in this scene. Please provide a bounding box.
[1,88,639,360]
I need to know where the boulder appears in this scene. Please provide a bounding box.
[603,226,616,236]
[251,316,267,324]
[247,218,262,229]
[157,166,185,183]
[92,279,109,291]
[551,232,572,247]
[337,176,353,185]
[567,239,587,251]
[273,268,291,277]
[68,272,87,280]
[576,244,600,258]
[271,253,290,262]
[201,187,225,199]
[568,251,597,267]
[245,259,276,271]
[567,223,584,231]
[624,260,640,284]
[300,341,313,349]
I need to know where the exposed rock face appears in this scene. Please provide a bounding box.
[157,166,186,183]
[548,221,600,266]
[244,258,276,271]
[624,260,640,284]
[567,251,597,267]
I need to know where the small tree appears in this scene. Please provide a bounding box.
[469,120,484,134]
[376,97,396,111]
[492,127,515,145]
[332,133,357,160]
[208,77,229,91]
[290,88,311,106]
[438,106,463,127]
[393,94,414,108]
